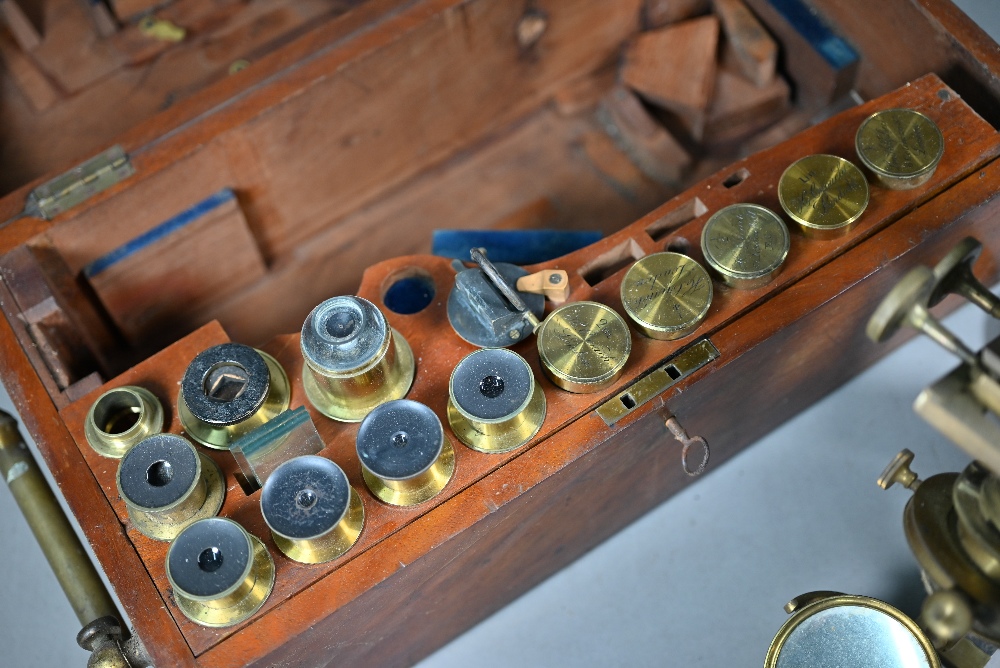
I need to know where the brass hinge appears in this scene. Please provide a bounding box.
[25,145,135,220]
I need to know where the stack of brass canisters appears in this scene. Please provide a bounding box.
[166,517,274,627]
[447,348,546,454]
[357,399,454,506]
[116,433,225,541]
[855,108,944,190]
[536,301,631,393]
[620,252,713,340]
[178,343,290,449]
[84,385,163,458]
[301,296,415,422]
[700,204,790,289]
[260,455,364,563]
[778,154,869,239]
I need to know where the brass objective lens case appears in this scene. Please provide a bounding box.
[301,296,415,422]
[536,301,631,393]
[620,252,713,340]
[778,154,870,239]
[178,343,291,450]
[261,455,364,564]
[84,386,164,458]
[357,399,455,506]
[116,433,225,541]
[856,108,944,190]
[447,348,546,454]
[166,517,274,628]
[700,204,790,290]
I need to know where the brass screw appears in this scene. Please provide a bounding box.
[929,237,1000,317]
[877,448,922,491]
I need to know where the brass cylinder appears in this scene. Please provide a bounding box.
[166,517,274,628]
[536,301,632,393]
[178,343,290,450]
[700,204,790,290]
[778,154,870,240]
[116,433,225,541]
[84,386,164,458]
[301,296,415,422]
[620,252,713,340]
[855,108,944,190]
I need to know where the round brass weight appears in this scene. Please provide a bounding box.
[116,433,225,541]
[447,348,546,454]
[166,517,275,628]
[700,203,790,289]
[178,343,290,450]
[301,296,415,422]
[536,301,631,393]
[620,252,713,340]
[84,386,164,458]
[855,108,944,190]
[778,154,870,239]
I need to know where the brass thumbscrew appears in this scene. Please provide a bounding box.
[877,448,922,491]
[928,237,1000,317]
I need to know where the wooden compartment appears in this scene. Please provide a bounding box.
[1,1,1000,666]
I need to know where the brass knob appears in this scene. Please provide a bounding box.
[536,301,632,393]
[301,296,415,422]
[178,343,291,449]
[929,236,1000,317]
[620,252,713,340]
[700,203,790,290]
[778,154,870,239]
[166,517,274,628]
[84,386,164,458]
[877,448,922,491]
[920,590,972,649]
[261,455,364,563]
[855,108,944,190]
[116,433,225,541]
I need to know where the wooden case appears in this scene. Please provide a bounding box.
[1,1,1000,666]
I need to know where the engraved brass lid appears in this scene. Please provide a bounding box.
[778,154,870,239]
[700,203,790,289]
[855,108,944,190]
[536,301,631,394]
[620,252,713,340]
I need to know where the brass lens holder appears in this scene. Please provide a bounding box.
[700,203,790,289]
[855,108,944,190]
[620,252,713,340]
[84,386,164,458]
[447,348,546,454]
[166,517,275,628]
[261,455,364,563]
[357,399,455,506]
[178,343,291,450]
[778,154,870,239]
[116,433,225,541]
[301,296,415,423]
[536,301,631,393]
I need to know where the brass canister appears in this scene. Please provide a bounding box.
[620,252,713,340]
[778,154,870,239]
[855,108,944,190]
[700,203,790,289]
[536,301,632,393]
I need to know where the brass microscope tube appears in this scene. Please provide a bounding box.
[84,385,164,458]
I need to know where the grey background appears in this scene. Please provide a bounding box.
[1,2,999,665]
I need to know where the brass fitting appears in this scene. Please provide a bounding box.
[84,386,164,458]
[166,517,274,628]
[301,296,415,422]
[261,455,364,563]
[178,343,290,449]
[116,433,225,541]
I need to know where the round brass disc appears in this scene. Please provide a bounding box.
[84,386,164,458]
[865,266,934,343]
[272,486,366,563]
[362,438,456,506]
[855,108,944,190]
[172,533,275,628]
[778,154,870,239]
[126,454,226,542]
[700,203,790,289]
[620,252,713,340]
[448,382,546,454]
[536,301,631,393]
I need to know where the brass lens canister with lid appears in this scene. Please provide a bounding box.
[700,204,790,289]
[855,108,944,190]
[301,296,415,423]
[178,343,290,450]
[778,154,870,239]
[260,455,364,563]
[536,301,631,393]
[116,433,225,541]
[620,252,713,341]
[84,386,164,458]
[447,348,546,454]
[357,399,455,506]
[166,517,275,628]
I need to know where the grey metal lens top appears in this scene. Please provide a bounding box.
[450,348,532,421]
[301,296,388,374]
[118,433,199,510]
[357,400,443,480]
[181,343,270,425]
[260,456,350,540]
[167,517,251,599]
